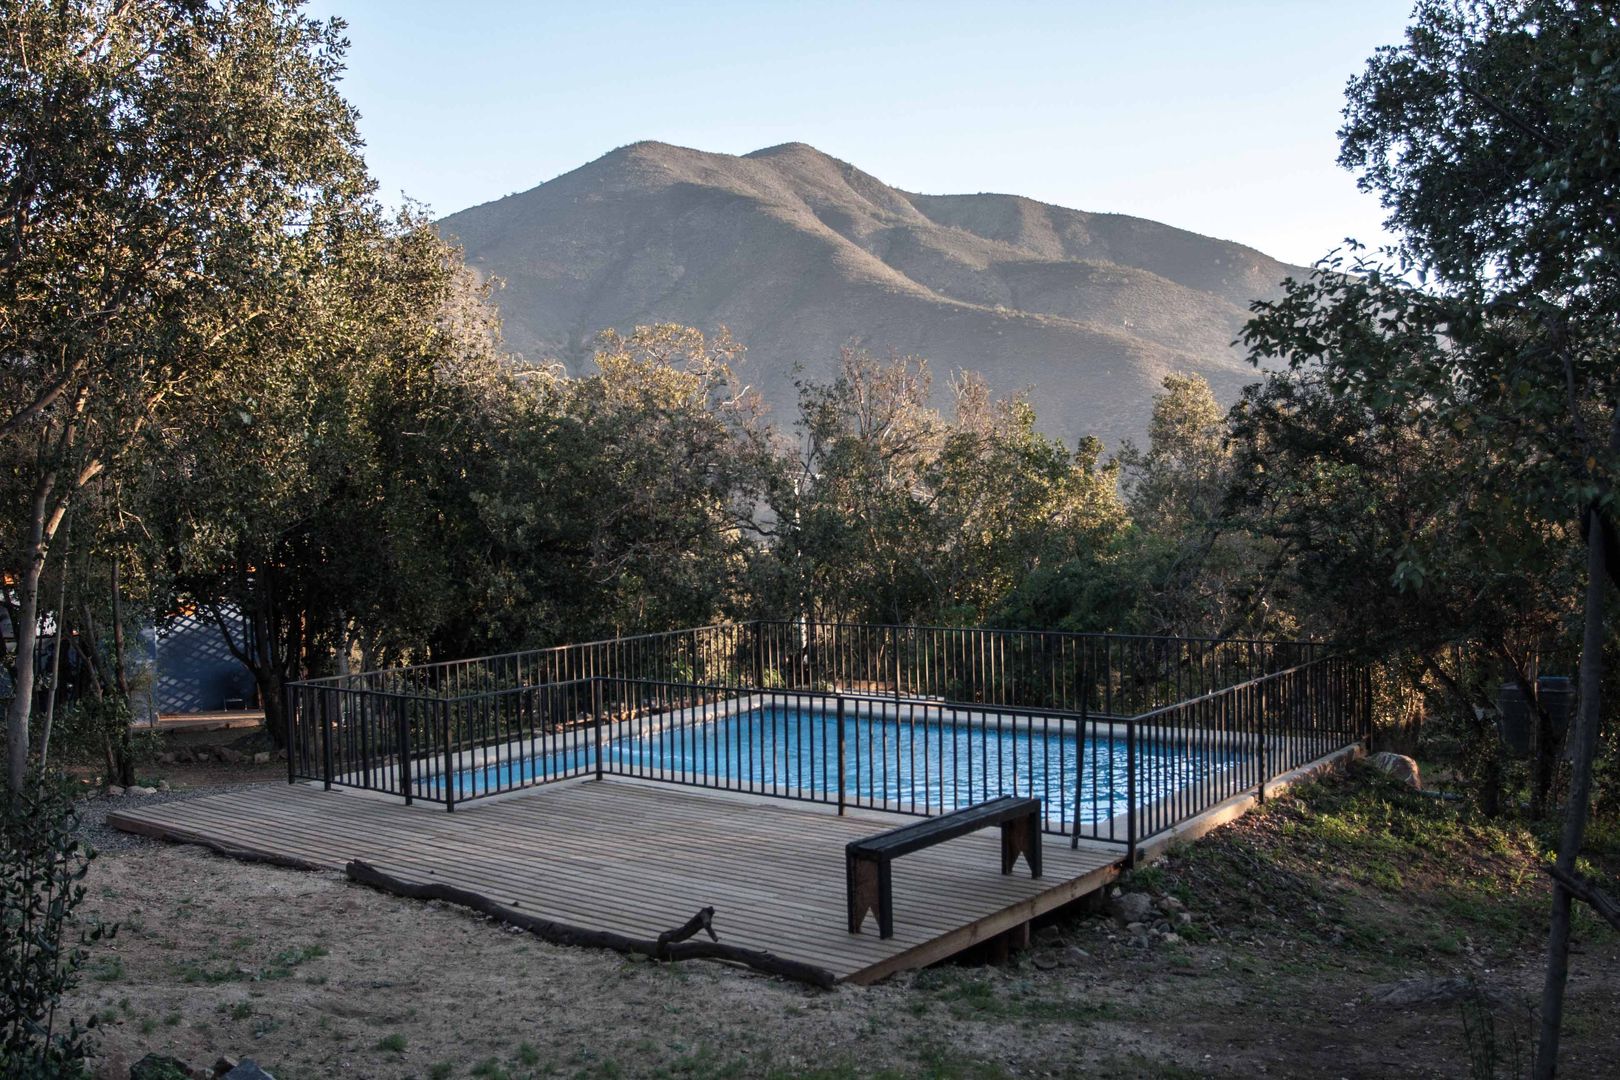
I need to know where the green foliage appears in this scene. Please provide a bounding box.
[764,349,1130,627]
[0,774,114,1078]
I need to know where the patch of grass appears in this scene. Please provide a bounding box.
[514,1042,541,1067]
[469,1059,512,1080]
[428,1065,454,1080]
[1145,764,1552,967]
[179,942,329,984]
[91,956,124,982]
[375,1033,406,1053]
[910,970,1119,1025]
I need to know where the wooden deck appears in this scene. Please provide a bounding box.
[108,779,1122,984]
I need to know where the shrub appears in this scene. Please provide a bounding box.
[1,773,114,1078]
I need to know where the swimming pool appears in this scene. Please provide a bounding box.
[431,703,1245,828]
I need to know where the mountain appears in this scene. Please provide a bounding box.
[438,141,1304,445]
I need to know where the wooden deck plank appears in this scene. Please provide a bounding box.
[108,779,1121,982]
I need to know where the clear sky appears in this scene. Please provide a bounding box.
[303,0,1416,267]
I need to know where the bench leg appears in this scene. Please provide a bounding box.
[1000,814,1042,879]
[878,861,894,939]
[848,853,884,934]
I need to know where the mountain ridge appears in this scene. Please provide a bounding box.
[440,141,1303,443]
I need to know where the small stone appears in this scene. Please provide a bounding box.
[252,752,271,765]
[105,785,125,797]
[215,747,243,764]
[157,752,177,764]
[1126,921,1148,936]
[129,785,157,796]
[130,1053,194,1080]
[1161,896,1186,913]
[1176,912,1193,926]
[157,779,171,792]
[1162,932,1183,946]
[1031,949,1061,971]
[1064,946,1091,962]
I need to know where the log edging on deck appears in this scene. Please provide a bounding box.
[345,858,838,988]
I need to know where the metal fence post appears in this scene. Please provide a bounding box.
[836,694,847,816]
[593,677,605,781]
[321,689,334,792]
[1071,700,1088,850]
[1125,718,1137,868]
[442,698,456,813]
[398,697,413,806]
[285,686,298,785]
[752,621,763,689]
[1257,681,1269,805]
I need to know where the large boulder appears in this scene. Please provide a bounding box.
[1367,751,1422,790]
[1108,890,1155,925]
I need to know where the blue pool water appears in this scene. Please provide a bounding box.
[435,705,1244,825]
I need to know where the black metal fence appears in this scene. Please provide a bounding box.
[286,623,1369,858]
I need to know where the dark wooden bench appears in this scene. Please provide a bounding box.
[845,795,1043,938]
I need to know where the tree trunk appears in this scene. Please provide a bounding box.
[5,468,58,790]
[109,557,135,787]
[39,513,71,772]
[1533,506,1610,1078]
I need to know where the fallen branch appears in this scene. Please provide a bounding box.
[1545,863,1620,932]
[345,860,837,989]
[656,905,717,957]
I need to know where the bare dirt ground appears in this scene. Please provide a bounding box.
[62,741,1620,1080]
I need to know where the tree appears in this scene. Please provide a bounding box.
[154,212,512,737]
[768,348,1129,627]
[1246,4,1620,1072]
[1117,373,1281,637]
[0,0,370,787]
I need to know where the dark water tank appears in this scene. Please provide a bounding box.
[1496,676,1574,756]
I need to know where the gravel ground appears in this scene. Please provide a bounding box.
[74,785,240,854]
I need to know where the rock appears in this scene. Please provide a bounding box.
[157,752,177,764]
[1176,912,1193,926]
[130,1054,194,1080]
[104,785,125,797]
[1368,751,1422,790]
[222,1060,275,1080]
[1109,891,1155,925]
[1161,895,1186,913]
[94,1049,130,1080]
[129,785,157,796]
[157,779,171,791]
[1366,976,1508,1008]
[215,747,243,764]
[1161,932,1183,946]
[252,752,271,765]
[1031,949,1061,971]
[1064,946,1090,963]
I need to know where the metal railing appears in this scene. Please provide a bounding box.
[286,624,1371,861]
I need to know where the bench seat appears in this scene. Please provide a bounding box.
[846,795,1043,938]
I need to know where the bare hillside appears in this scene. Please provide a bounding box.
[439,141,1304,443]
